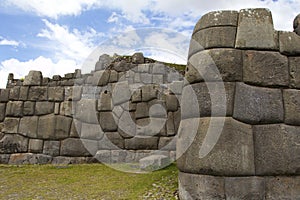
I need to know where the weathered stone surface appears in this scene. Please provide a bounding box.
[65,86,82,101]
[94,150,111,164]
[92,70,110,86]
[148,100,166,118]
[243,51,289,86]
[23,70,43,86]
[0,134,28,153]
[48,87,64,101]
[70,119,80,138]
[136,118,164,137]
[0,103,5,122]
[103,132,124,149]
[253,124,300,175]
[99,112,117,131]
[166,112,175,136]
[179,172,225,200]
[60,138,92,156]
[236,8,278,50]
[131,89,142,102]
[279,31,300,55]
[182,82,235,119]
[192,26,236,49]
[98,91,112,111]
[6,101,23,117]
[135,102,149,119]
[28,86,48,101]
[139,155,171,171]
[55,115,72,139]
[265,176,300,199]
[125,136,158,150]
[59,101,72,116]
[141,85,158,102]
[289,56,300,88]
[113,60,133,72]
[194,10,238,32]
[2,117,19,133]
[294,14,300,35]
[233,83,284,124]
[177,117,255,176]
[132,52,144,64]
[168,81,183,95]
[118,112,136,138]
[95,54,112,71]
[80,123,104,140]
[0,89,9,102]
[109,70,118,83]
[43,140,60,156]
[19,86,29,100]
[158,137,176,151]
[35,102,54,115]
[152,63,165,74]
[28,139,43,153]
[225,177,265,199]
[283,89,300,125]
[0,154,10,164]
[18,116,38,138]
[166,95,178,111]
[75,99,98,124]
[9,153,52,165]
[23,101,35,115]
[37,114,55,139]
[112,81,131,105]
[8,86,20,100]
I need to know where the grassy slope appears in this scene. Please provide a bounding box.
[0,163,178,200]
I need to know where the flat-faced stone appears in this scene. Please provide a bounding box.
[99,112,117,132]
[23,101,35,115]
[0,103,5,122]
[279,31,300,55]
[43,140,60,156]
[48,87,64,101]
[19,86,29,101]
[75,99,98,124]
[0,89,9,102]
[55,115,72,139]
[112,81,131,105]
[177,117,255,176]
[92,70,110,86]
[18,116,38,138]
[243,51,289,86]
[28,139,43,153]
[5,101,23,117]
[265,176,300,199]
[60,138,93,156]
[37,114,55,139]
[23,70,42,86]
[98,91,112,111]
[253,124,300,175]
[233,83,284,124]
[8,86,20,100]
[28,86,48,101]
[124,136,158,150]
[0,134,28,153]
[236,8,278,50]
[80,123,104,140]
[35,102,54,115]
[2,117,19,133]
[289,57,300,88]
[136,118,165,137]
[283,89,300,125]
[135,102,149,119]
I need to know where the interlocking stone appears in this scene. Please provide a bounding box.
[80,123,104,140]
[118,111,136,138]
[158,137,176,151]
[23,70,42,86]
[233,83,284,124]
[43,140,60,156]
[65,86,82,101]
[59,101,73,116]
[92,70,110,86]
[166,94,178,111]
[60,138,93,156]
[37,114,55,139]
[225,177,265,199]
[279,31,300,55]
[9,153,52,165]
[109,70,118,83]
[177,117,255,176]
[142,85,158,102]
[0,103,5,122]
[6,101,23,117]
[105,132,124,149]
[48,87,64,101]
[135,102,149,119]
[28,139,43,153]
[0,89,9,102]
[2,117,19,133]
[192,26,236,49]
[168,81,183,95]
[243,50,289,86]
[98,91,112,111]
[99,112,117,132]
[8,87,20,101]
[19,86,29,100]
[132,52,144,64]
[95,54,112,71]
[283,89,300,125]
[139,155,171,171]
[112,81,131,105]
[188,47,242,82]
[152,63,165,74]
[125,136,159,150]
[18,116,38,138]
[289,56,300,88]
[193,10,239,32]
[0,134,28,153]
[23,101,35,115]
[253,124,300,175]
[28,86,48,101]
[136,118,165,137]
[55,115,72,139]
[35,102,54,115]
[265,176,300,199]
[236,8,278,50]
[75,99,98,124]
[179,172,225,200]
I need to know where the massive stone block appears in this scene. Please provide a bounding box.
[8,86,20,100]
[92,70,110,86]
[186,49,242,83]
[43,140,60,156]
[60,138,95,156]
[28,86,48,101]
[48,87,64,101]
[2,117,19,133]
[265,176,300,199]
[80,123,104,140]
[23,101,35,115]
[179,172,225,200]
[279,31,300,56]
[75,99,98,124]
[59,101,73,116]
[99,112,117,132]
[18,116,38,138]
[28,139,43,153]
[37,114,55,139]
[192,26,236,49]
[23,70,42,86]
[283,89,300,125]
[236,8,278,50]
[0,103,5,122]
[253,124,300,175]
[233,83,284,124]
[35,102,54,115]
[0,134,28,153]
[9,153,52,165]
[6,101,23,117]
[124,136,159,150]
[98,91,112,111]
[112,81,131,105]
[243,51,289,86]
[289,56,300,88]
[55,115,72,139]
[95,54,112,71]
[19,86,29,101]
[177,117,255,176]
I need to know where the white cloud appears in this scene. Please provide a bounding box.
[0,56,79,88]
[0,36,19,46]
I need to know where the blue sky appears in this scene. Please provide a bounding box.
[0,0,299,88]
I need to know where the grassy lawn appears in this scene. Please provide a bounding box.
[0,163,178,200]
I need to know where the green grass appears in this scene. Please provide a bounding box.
[0,163,178,200]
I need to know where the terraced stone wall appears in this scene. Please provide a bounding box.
[178,8,300,199]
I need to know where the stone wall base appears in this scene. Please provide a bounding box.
[179,172,300,200]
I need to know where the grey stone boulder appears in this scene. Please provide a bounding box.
[60,138,94,157]
[279,31,300,56]
[294,14,300,35]
[289,57,300,88]
[23,70,43,86]
[139,155,171,171]
[132,52,144,64]
[95,54,112,71]
[0,134,28,153]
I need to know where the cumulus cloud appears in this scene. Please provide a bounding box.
[0,36,19,46]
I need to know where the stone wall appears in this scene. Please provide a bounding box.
[178,8,300,199]
[0,53,183,165]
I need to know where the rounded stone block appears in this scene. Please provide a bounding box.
[279,31,300,56]
[193,10,238,33]
[233,83,284,124]
[243,51,289,86]
[177,117,255,176]
[192,26,236,50]
[253,124,300,175]
[236,8,278,50]
[179,172,225,200]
